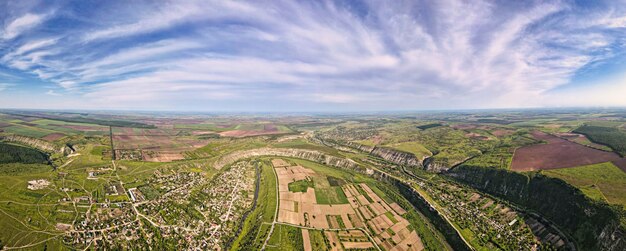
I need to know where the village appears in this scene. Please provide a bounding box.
[58,160,256,249]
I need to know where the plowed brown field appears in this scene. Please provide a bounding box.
[511,131,623,171]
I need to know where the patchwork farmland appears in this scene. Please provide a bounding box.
[270,158,424,251]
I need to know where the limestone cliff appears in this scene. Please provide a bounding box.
[213,147,359,170]
[318,139,423,167]
[0,135,66,154]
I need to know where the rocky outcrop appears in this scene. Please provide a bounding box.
[422,157,448,173]
[370,147,421,166]
[0,135,64,154]
[345,141,375,152]
[213,147,360,170]
[340,141,422,167]
[422,156,471,173]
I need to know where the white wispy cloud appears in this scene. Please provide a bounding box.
[1,13,47,40]
[1,0,626,110]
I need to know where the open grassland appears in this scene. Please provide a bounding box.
[544,162,626,209]
[0,168,68,250]
[266,224,304,251]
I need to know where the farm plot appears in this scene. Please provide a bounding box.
[272,159,424,250]
[218,124,291,138]
[511,131,623,171]
[554,132,612,151]
[111,127,209,162]
[544,162,626,208]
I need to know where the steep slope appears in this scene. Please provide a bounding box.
[448,165,626,251]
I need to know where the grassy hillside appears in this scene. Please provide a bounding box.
[544,162,626,209]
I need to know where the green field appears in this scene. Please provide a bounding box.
[315,187,348,204]
[288,179,314,193]
[544,162,626,208]
[266,224,304,251]
[2,125,56,138]
[308,230,330,250]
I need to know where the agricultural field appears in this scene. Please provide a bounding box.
[269,158,425,250]
[511,131,624,171]
[544,162,626,209]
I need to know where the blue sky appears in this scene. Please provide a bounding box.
[1,0,626,112]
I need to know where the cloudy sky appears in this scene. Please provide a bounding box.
[1,0,626,112]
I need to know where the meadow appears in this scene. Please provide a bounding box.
[544,162,626,208]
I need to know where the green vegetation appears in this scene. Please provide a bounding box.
[574,125,626,156]
[395,126,494,167]
[308,230,330,250]
[315,187,348,204]
[384,211,399,224]
[266,224,304,251]
[138,185,162,200]
[230,161,278,250]
[460,133,537,170]
[0,163,51,175]
[0,142,48,164]
[2,125,55,138]
[544,162,626,208]
[288,179,315,193]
